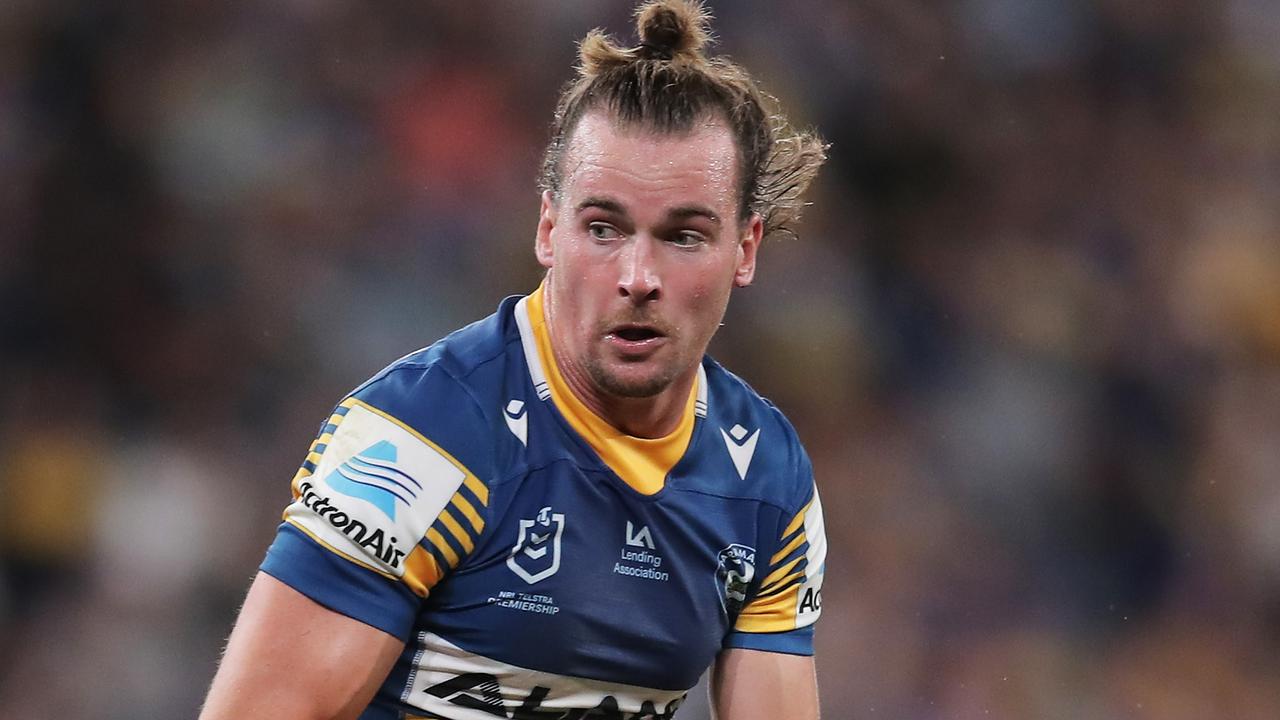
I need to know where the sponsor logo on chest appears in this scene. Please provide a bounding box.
[422,669,685,719]
[614,520,670,582]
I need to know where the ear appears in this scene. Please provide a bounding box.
[535,190,557,269]
[734,213,763,287]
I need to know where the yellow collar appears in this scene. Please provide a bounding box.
[525,285,697,495]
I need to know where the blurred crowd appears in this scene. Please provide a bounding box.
[2,1,1278,718]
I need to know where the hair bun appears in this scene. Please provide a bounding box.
[635,0,711,61]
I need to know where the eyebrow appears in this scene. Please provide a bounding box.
[669,205,722,226]
[575,196,722,226]
[576,196,626,215]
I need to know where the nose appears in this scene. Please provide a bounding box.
[617,236,661,304]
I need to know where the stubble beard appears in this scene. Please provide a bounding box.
[585,351,679,399]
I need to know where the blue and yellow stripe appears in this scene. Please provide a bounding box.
[734,498,814,633]
[289,404,354,501]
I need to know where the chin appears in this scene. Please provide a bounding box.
[589,362,675,400]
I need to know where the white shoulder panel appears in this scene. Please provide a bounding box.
[795,486,826,628]
[285,401,467,576]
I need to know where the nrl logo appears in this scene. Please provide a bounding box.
[506,505,565,584]
[715,544,756,616]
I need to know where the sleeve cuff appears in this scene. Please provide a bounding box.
[723,624,815,656]
[261,523,419,640]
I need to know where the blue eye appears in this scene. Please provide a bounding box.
[589,223,621,240]
[670,231,705,247]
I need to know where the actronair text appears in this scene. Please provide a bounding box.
[298,479,407,568]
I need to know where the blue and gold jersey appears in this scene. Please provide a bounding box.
[262,287,827,719]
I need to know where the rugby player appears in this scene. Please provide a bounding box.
[200,2,827,718]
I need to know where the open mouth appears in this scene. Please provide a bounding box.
[613,326,662,342]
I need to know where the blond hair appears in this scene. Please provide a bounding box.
[539,0,827,242]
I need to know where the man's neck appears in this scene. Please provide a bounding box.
[553,353,694,439]
[537,285,694,440]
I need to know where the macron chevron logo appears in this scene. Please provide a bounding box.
[504,399,528,446]
[323,440,422,520]
[720,424,760,480]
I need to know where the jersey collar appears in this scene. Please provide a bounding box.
[514,284,706,495]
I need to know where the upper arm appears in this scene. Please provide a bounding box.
[711,648,819,720]
[264,370,497,639]
[203,368,498,718]
[713,447,825,719]
[199,572,404,720]
[725,480,826,653]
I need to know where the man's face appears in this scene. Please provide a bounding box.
[536,111,761,405]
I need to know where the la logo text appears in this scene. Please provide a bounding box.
[625,521,655,549]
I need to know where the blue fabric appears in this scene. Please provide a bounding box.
[724,624,815,656]
[261,523,419,641]
[261,294,824,716]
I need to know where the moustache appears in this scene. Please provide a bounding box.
[599,313,672,337]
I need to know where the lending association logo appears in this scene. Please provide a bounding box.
[323,440,421,521]
[715,544,756,616]
[507,506,565,584]
[616,520,668,582]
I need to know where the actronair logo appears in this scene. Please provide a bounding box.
[799,585,822,614]
[297,478,407,569]
[323,440,421,520]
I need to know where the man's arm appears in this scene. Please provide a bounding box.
[710,648,819,720]
[199,572,404,720]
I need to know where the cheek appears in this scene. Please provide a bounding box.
[690,258,738,304]
[684,276,733,328]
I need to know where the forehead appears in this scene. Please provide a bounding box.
[560,112,739,213]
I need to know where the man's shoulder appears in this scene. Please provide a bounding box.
[339,295,526,476]
[368,295,521,390]
[689,358,813,510]
[700,357,803,440]
[352,295,524,404]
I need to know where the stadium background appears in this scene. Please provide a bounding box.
[2,1,1279,717]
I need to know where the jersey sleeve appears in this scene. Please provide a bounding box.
[724,466,827,656]
[260,367,494,641]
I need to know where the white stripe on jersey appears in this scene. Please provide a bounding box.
[796,487,826,627]
[401,632,687,719]
[514,296,551,401]
[695,364,709,417]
